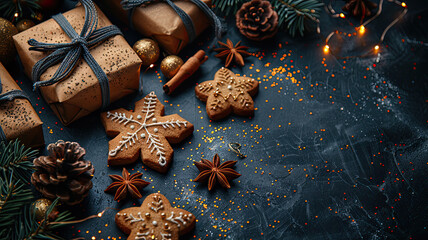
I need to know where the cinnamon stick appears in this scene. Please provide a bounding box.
[163,50,208,95]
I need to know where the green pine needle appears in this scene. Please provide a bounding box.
[0,171,33,239]
[0,140,72,240]
[0,0,41,21]
[17,198,74,240]
[212,0,323,37]
[0,139,38,184]
[212,0,247,16]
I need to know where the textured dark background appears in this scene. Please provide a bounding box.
[5,0,428,239]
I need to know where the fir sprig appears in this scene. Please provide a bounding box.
[274,0,324,37]
[0,140,38,184]
[0,171,33,239]
[17,198,74,240]
[0,140,74,240]
[0,0,41,21]
[212,0,324,37]
[213,0,246,16]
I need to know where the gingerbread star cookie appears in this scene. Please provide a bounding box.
[116,193,196,240]
[195,67,259,120]
[101,92,194,173]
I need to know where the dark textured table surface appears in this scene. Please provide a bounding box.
[6,0,428,239]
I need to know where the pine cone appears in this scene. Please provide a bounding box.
[31,140,95,205]
[236,0,279,41]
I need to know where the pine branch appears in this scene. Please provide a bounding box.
[0,0,41,21]
[0,171,33,239]
[212,0,247,16]
[0,141,74,240]
[273,0,324,37]
[212,0,323,37]
[0,140,38,184]
[18,198,74,240]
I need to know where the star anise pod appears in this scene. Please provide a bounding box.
[104,168,150,201]
[342,0,378,20]
[214,39,251,68]
[193,154,241,190]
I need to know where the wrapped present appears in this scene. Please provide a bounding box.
[104,0,221,54]
[13,0,142,125]
[0,63,44,148]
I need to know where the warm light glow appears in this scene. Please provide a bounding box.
[374,45,380,51]
[323,45,330,53]
[359,25,365,34]
[14,12,19,17]
[98,212,103,217]
[401,2,407,7]
[149,64,154,68]
[339,13,345,18]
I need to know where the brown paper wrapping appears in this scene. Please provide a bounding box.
[0,63,44,148]
[13,5,142,125]
[104,0,212,54]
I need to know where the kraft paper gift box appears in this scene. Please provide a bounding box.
[104,0,212,54]
[0,63,44,148]
[13,4,142,125]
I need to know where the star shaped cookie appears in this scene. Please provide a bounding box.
[195,67,259,120]
[115,193,196,240]
[101,92,194,173]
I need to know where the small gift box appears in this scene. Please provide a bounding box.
[0,63,44,148]
[104,0,219,54]
[13,0,142,125]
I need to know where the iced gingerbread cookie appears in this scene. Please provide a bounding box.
[116,193,196,240]
[195,67,259,120]
[101,92,194,173]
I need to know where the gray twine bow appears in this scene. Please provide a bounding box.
[0,76,31,141]
[121,0,223,43]
[28,0,123,109]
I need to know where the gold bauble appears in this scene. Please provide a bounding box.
[160,55,183,79]
[133,38,160,66]
[16,19,36,32]
[0,17,18,64]
[32,198,57,222]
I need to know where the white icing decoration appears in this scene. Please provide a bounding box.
[105,91,188,166]
[166,212,190,228]
[120,212,145,223]
[149,195,164,212]
[227,85,232,90]
[152,221,158,226]
[161,232,172,240]
[198,83,213,92]
[135,229,149,240]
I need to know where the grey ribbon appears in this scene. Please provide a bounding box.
[121,0,222,43]
[28,0,123,109]
[0,76,31,142]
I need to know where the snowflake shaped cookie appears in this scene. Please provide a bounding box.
[101,92,194,173]
[116,193,196,240]
[195,67,259,120]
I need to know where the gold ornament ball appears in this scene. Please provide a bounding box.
[0,17,18,64]
[16,19,36,32]
[160,55,183,79]
[133,38,160,66]
[32,198,57,222]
